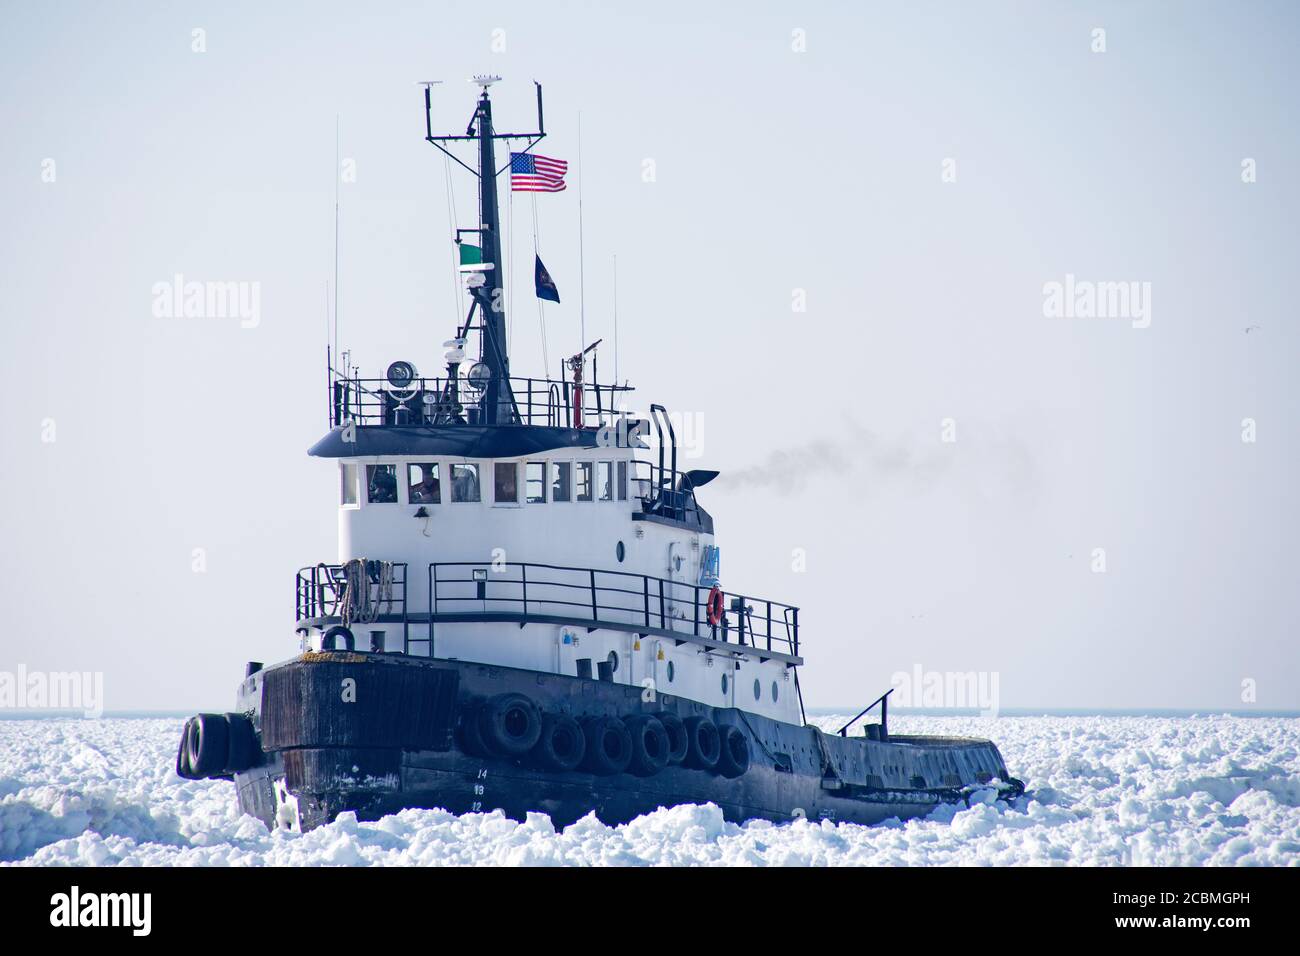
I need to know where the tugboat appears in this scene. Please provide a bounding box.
[176,77,1023,832]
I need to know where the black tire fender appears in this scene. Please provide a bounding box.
[175,717,198,779]
[654,712,689,765]
[321,625,355,651]
[186,713,230,778]
[477,693,542,757]
[716,723,751,778]
[682,716,720,771]
[532,713,586,772]
[580,716,633,775]
[625,715,670,777]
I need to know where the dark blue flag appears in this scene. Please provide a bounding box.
[535,255,560,303]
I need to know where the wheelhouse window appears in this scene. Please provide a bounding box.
[551,461,571,502]
[366,464,398,503]
[340,463,358,506]
[576,462,593,502]
[494,462,519,503]
[616,460,627,501]
[597,461,613,501]
[526,462,546,503]
[450,463,481,502]
[408,462,440,504]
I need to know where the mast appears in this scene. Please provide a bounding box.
[423,77,546,427]
[474,86,512,425]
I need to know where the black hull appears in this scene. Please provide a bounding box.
[227,652,1018,831]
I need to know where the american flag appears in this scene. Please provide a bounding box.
[510,152,568,192]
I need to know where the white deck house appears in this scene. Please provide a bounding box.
[295,384,803,724]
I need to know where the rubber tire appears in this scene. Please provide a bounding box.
[224,712,260,774]
[478,693,542,757]
[175,717,197,779]
[457,702,492,757]
[655,712,689,765]
[716,724,751,778]
[321,625,355,651]
[683,716,721,771]
[532,713,586,772]
[625,715,671,777]
[581,716,633,775]
[186,713,230,778]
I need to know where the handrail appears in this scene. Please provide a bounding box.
[295,561,408,626]
[838,688,894,739]
[427,560,800,658]
[327,369,633,430]
[295,559,801,662]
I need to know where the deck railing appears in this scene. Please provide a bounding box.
[428,561,799,658]
[294,560,799,660]
[295,561,409,628]
[329,370,634,430]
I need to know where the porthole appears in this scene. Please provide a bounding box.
[772,681,779,703]
[721,673,729,695]
[616,541,626,563]
[666,661,675,683]
[607,650,619,674]
[753,678,761,701]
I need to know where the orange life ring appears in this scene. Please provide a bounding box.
[706,586,725,626]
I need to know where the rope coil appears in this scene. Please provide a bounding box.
[338,558,395,627]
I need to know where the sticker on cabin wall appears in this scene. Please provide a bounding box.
[341,677,357,703]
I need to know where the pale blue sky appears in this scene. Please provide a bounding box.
[1,1,1297,711]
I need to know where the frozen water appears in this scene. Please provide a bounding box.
[1,715,1297,866]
